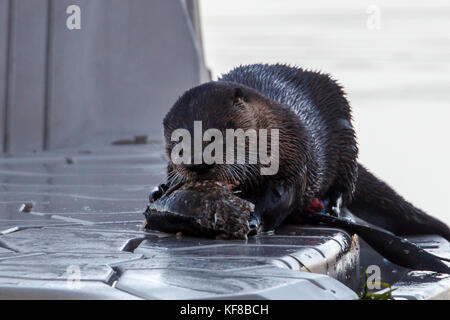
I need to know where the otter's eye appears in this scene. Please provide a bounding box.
[233,87,244,105]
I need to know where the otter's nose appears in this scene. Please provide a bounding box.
[185,163,214,174]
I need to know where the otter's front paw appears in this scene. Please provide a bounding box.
[323,192,342,217]
[329,195,342,217]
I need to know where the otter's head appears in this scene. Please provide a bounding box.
[163,81,282,192]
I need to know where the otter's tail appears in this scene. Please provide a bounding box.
[348,163,450,242]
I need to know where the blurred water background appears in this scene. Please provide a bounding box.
[199,0,450,225]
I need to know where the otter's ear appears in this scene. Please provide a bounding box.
[233,87,244,105]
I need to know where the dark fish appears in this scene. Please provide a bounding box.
[143,181,255,240]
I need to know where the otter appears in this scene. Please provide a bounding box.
[150,63,450,244]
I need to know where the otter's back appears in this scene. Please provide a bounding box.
[220,63,357,199]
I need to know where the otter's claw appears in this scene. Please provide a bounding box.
[326,193,342,217]
[248,214,261,236]
[149,183,168,203]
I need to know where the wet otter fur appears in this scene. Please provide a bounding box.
[159,63,450,242]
